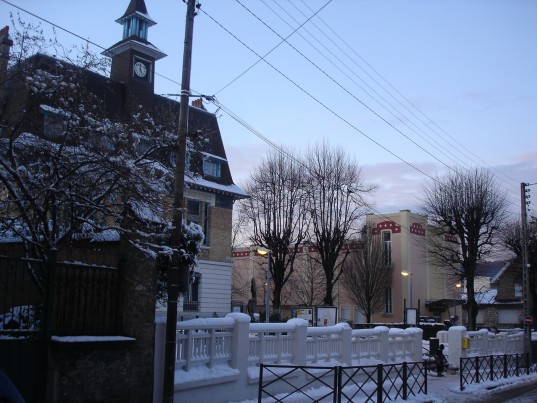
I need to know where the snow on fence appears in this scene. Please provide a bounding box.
[465,328,524,356]
[153,313,423,403]
[174,316,421,373]
[154,316,531,403]
[440,326,526,369]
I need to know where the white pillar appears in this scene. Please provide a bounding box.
[447,326,466,369]
[227,312,251,379]
[153,313,167,403]
[375,326,390,362]
[337,322,352,365]
[289,318,308,366]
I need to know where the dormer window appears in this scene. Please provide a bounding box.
[203,158,221,178]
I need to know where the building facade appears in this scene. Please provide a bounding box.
[0,0,247,318]
[232,210,462,325]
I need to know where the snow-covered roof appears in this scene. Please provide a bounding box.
[101,38,166,60]
[186,175,249,199]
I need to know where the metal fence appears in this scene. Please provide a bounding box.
[258,361,427,403]
[460,353,536,391]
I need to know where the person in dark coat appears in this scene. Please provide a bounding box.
[435,344,447,376]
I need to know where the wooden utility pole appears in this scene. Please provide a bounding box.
[163,1,196,401]
[520,182,532,357]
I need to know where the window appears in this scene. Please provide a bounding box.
[514,283,522,297]
[186,199,208,246]
[354,308,365,324]
[383,231,391,267]
[384,287,392,314]
[341,306,350,321]
[203,159,221,177]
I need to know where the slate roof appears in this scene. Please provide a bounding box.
[475,260,508,278]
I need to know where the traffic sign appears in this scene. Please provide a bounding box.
[524,316,533,325]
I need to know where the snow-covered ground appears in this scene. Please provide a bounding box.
[234,371,536,403]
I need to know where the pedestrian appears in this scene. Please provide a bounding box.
[435,344,446,376]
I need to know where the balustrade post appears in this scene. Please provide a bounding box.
[153,314,167,403]
[185,329,193,371]
[227,312,250,379]
[479,329,489,355]
[289,318,307,366]
[376,326,389,363]
[448,326,465,369]
[339,323,352,365]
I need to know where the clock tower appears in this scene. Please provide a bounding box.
[102,0,166,104]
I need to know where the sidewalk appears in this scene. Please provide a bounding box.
[416,371,537,403]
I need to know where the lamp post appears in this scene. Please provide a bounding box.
[257,249,271,322]
[454,282,462,317]
[401,271,413,308]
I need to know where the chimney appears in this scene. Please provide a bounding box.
[0,26,13,106]
[191,98,205,110]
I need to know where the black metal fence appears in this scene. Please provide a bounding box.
[258,361,427,403]
[460,353,537,391]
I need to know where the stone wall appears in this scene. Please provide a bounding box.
[49,240,157,402]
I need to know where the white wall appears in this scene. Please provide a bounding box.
[199,259,232,316]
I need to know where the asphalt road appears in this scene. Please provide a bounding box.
[486,382,537,403]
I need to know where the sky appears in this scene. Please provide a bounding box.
[2,0,536,219]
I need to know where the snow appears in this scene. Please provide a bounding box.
[232,368,536,403]
[186,175,248,198]
[175,364,239,385]
[51,335,135,343]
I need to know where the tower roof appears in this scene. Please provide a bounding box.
[116,0,156,26]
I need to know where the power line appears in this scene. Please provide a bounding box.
[3,0,527,217]
[230,0,523,208]
[200,7,436,182]
[215,0,333,95]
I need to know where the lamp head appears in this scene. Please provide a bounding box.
[401,271,411,276]
[257,249,269,256]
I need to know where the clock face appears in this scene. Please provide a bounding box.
[134,61,147,78]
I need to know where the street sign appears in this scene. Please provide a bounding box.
[524,316,533,325]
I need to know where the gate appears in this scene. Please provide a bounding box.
[0,251,121,401]
[0,255,48,402]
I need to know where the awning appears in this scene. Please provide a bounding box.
[426,299,464,311]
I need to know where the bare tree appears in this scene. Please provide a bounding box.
[422,168,508,330]
[305,142,374,306]
[0,18,205,268]
[341,226,392,323]
[285,253,325,307]
[240,149,308,317]
[500,216,537,321]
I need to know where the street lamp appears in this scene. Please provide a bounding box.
[257,249,271,322]
[454,282,462,317]
[401,271,413,308]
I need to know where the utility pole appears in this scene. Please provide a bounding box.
[163,1,197,401]
[520,182,532,356]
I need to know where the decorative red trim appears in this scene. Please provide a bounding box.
[231,251,250,257]
[372,221,401,234]
[410,223,425,236]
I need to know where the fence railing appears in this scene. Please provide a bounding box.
[465,329,524,356]
[0,253,121,336]
[460,353,536,391]
[258,361,427,403]
[172,314,423,375]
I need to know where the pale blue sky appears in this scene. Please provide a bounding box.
[2,0,536,217]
